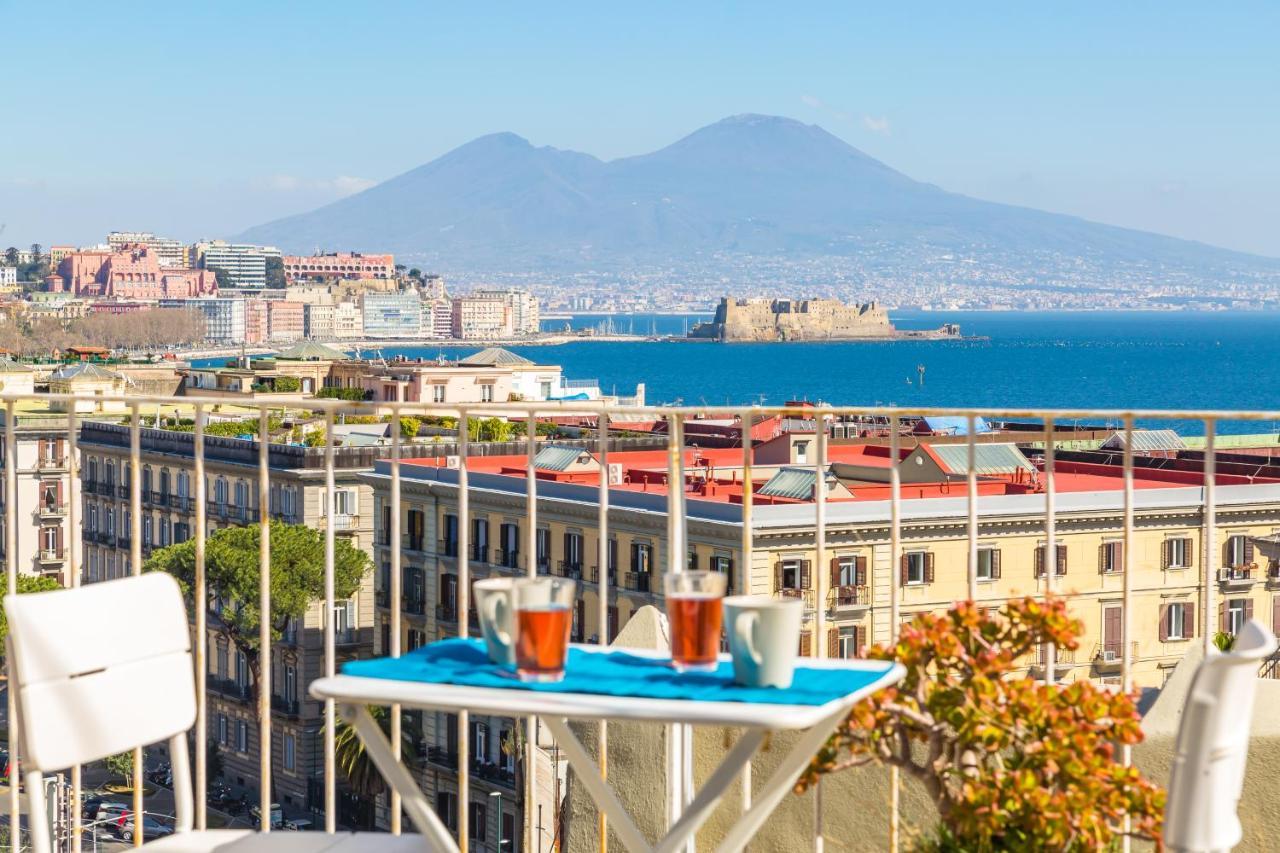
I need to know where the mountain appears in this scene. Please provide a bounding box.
[235,114,1280,282]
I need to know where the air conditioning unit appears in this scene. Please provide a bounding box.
[445,455,461,470]
[607,463,624,485]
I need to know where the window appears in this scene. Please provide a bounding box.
[795,441,810,464]
[630,541,652,573]
[143,516,153,545]
[1225,534,1252,568]
[1165,602,1189,641]
[480,383,494,403]
[218,714,227,745]
[1166,537,1191,569]
[432,384,446,403]
[142,467,152,495]
[1226,599,1249,635]
[177,471,190,499]
[236,720,249,752]
[283,733,296,772]
[215,478,228,507]
[901,552,932,585]
[435,792,457,831]
[537,528,552,569]
[471,721,489,762]
[235,480,249,509]
[332,488,357,516]
[217,645,228,680]
[469,803,487,842]
[976,548,1000,582]
[284,664,297,703]
[778,559,809,590]
[236,650,248,690]
[160,518,171,546]
[335,599,356,638]
[1035,543,1068,577]
[443,514,459,556]
[1099,541,1124,574]
[40,527,58,555]
[539,381,552,399]
[407,629,426,651]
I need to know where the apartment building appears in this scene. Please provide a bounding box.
[333,301,363,338]
[451,296,511,340]
[471,289,540,336]
[0,373,81,586]
[364,440,1280,705]
[192,240,282,289]
[283,252,395,282]
[78,421,390,821]
[108,231,189,267]
[362,291,421,338]
[162,297,246,346]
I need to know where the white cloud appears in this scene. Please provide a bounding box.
[800,94,823,109]
[262,174,375,195]
[862,115,891,135]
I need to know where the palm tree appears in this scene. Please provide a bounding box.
[335,706,421,799]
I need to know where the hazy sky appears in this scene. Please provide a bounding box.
[3,1,1277,256]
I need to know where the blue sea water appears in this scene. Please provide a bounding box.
[207,311,1280,434]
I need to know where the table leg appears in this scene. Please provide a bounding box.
[342,703,459,852]
[713,710,847,853]
[543,716,767,853]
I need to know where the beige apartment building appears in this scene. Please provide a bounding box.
[78,421,388,824]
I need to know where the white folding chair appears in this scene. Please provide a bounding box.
[1164,619,1277,853]
[6,573,427,852]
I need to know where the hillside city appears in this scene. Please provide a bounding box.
[4,228,1280,356]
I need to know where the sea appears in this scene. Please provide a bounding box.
[212,311,1280,435]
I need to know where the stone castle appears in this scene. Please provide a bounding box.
[689,297,896,342]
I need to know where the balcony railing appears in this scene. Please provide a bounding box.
[271,695,301,717]
[469,545,488,564]
[7,391,1271,849]
[36,455,67,471]
[776,586,817,611]
[1219,566,1256,586]
[402,533,426,552]
[556,560,584,580]
[426,746,458,770]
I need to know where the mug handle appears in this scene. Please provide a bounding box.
[734,611,763,667]
[484,593,512,649]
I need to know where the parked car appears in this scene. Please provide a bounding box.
[115,814,174,842]
[284,818,314,832]
[89,801,130,826]
[250,802,283,830]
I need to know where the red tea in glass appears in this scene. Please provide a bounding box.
[512,577,577,682]
[665,571,728,672]
[515,606,572,681]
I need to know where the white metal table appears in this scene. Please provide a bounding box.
[310,647,903,853]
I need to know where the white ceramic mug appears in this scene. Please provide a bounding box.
[724,595,803,689]
[474,578,515,666]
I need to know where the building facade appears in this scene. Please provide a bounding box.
[451,297,511,340]
[283,253,395,282]
[192,240,282,289]
[362,291,421,338]
[108,232,190,267]
[472,289,540,336]
[77,421,386,821]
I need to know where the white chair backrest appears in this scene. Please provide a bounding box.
[1164,620,1277,853]
[6,573,197,771]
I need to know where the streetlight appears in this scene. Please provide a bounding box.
[489,790,508,851]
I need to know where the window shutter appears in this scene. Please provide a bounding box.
[1099,544,1108,574]
[563,532,571,562]
[1245,599,1254,621]
[855,624,867,656]
[1219,600,1227,633]
[1182,537,1193,568]
[1158,605,1169,642]
[991,549,1002,580]
[798,632,812,657]
[56,438,65,459]
[1186,603,1196,637]
[37,439,46,460]
[1057,544,1068,575]
[830,557,842,588]
[1034,546,1045,578]
[1223,539,1232,568]
[1161,540,1170,570]
[774,561,782,590]
[1245,538,1256,564]
[1116,542,1124,572]
[800,560,812,589]
[900,554,909,586]
[56,527,64,556]
[827,627,839,657]
[924,552,935,584]
[855,556,868,587]
[1273,598,1280,635]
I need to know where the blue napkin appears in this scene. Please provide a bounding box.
[343,638,894,707]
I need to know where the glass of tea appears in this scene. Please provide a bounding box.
[512,577,577,682]
[665,571,727,672]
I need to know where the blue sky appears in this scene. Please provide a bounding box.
[2,1,1277,255]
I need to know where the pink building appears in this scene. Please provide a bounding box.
[267,300,305,342]
[56,246,216,299]
[282,252,395,281]
[245,300,268,344]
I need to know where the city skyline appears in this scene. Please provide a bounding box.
[2,2,1278,256]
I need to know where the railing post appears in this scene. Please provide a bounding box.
[193,405,208,830]
[1121,415,1135,853]
[1203,420,1217,652]
[812,410,828,853]
[130,403,144,846]
[596,411,611,853]
[457,410,470,852]
[739,407,754,822]
[1043,415,1057,685]
[67,406,84,852]
[966,416,978,602]
[5,400,21,850]
[258,407,272,832]
[524,409,538,853]
[324,408,337,833]
[888,412,902,853]
[389,405,403,835]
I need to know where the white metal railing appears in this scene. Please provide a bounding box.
[3,389,1272,850]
